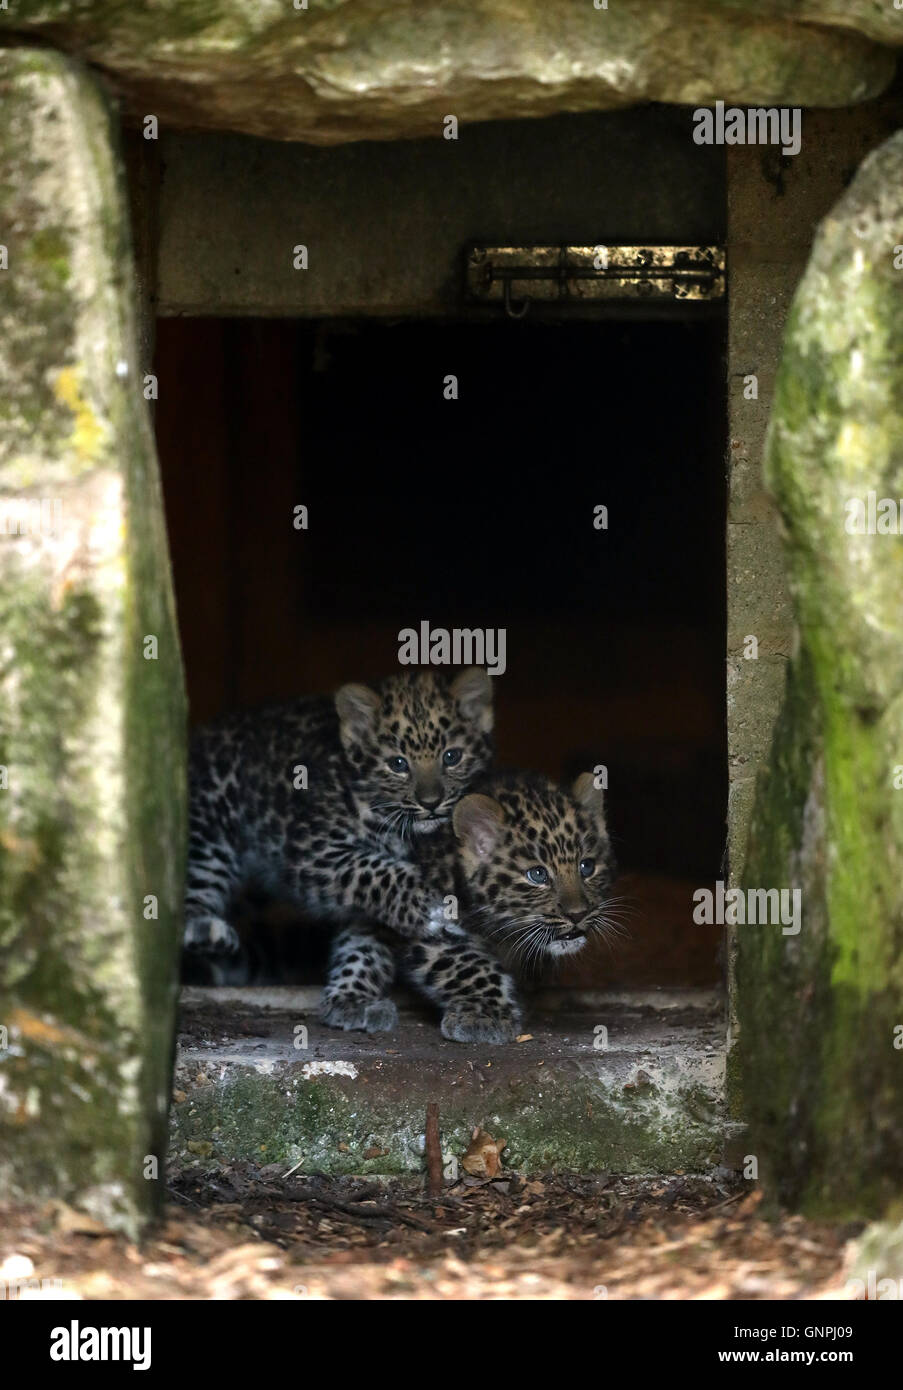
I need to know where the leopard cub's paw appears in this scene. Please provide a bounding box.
[184,915,241,955]
[440,1002,521,1045]
[321,995,399,1035]
[425,899,450,936]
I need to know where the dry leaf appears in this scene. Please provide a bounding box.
[45,1202,111,1236]
[461,1127,506,1178]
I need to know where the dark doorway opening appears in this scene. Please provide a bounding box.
[155,314,727,991]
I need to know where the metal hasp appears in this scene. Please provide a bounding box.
[467,245,725,317]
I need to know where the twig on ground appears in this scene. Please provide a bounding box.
[425,1101,443,1198]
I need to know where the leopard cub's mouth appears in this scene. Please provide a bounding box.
[547,925,588,956]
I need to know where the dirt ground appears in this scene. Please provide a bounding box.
[0,1168,864,1301]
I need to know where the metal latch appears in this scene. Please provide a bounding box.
[467,245,725,317]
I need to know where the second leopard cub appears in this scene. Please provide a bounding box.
[185,667,494,997]
[323,771,616,1043]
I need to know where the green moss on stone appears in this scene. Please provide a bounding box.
[170,1065,722,1177]
[0,47,186,1237]
[739,132,903,1220]
[706,0,903,47]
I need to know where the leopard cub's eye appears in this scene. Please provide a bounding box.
[525,865,550,886]
[579,857,596,879]
[443,748,463,767]
[387,756,410,774]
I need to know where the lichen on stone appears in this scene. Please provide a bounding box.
[0,1,895,144]
[0,47,186,1238]
[739,132,903,1219]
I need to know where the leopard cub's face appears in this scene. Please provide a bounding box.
[335,667,494,835]
[453,773,616,960]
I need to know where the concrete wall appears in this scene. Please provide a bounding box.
[154,108,724,317]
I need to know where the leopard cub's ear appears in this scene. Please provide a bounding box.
[450,666,494,733]
[453,793,505,863]
[335,682,381,747]
[572,771,607,835]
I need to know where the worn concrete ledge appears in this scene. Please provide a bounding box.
[171,989,727,1178]
[180,985,723,1013]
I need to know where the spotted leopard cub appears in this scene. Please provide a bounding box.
[184,667,494,1022]
[410,771,615,1041]
[328,772,615,1043]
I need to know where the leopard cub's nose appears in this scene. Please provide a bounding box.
[419,792,443,811]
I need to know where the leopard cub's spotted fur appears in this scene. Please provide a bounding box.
[184,667,494,1022]
[325,771,616,1044]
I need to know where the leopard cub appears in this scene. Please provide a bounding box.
[453,769,616,961]
[184,666,494,1012]
[326,771,616,1044]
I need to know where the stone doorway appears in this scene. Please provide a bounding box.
[2,16,902,1235]
[155,309,729,1178]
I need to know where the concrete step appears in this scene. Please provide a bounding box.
[170,988,728,1178]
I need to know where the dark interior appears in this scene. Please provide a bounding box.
[155,314,727,989]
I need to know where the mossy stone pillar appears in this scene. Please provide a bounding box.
[0,50,186,1236]
[739,132,903,1218]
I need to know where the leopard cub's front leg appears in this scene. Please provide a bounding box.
[402,933,522,1044]
[320,924,399,1034]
